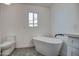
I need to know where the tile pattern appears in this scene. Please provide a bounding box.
[10,47,43,56]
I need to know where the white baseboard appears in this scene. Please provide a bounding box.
[15,44,34,48]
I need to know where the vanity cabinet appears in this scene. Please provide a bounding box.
[67,37,79,56]
[56,34,79,56]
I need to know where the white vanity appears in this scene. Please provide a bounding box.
[65,33,79,56]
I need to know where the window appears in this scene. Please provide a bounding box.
[28,12,38,27]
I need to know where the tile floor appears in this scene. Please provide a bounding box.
[10,47,43,56]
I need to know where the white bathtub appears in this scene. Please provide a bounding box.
[33,36,63,56]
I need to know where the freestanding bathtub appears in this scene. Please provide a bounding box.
[33,36,63,56]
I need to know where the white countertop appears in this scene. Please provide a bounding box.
[64,33,79,38]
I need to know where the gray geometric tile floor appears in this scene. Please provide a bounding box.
[10,47,43,56]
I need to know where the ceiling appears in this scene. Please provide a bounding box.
[0,3,52,8]
[25,3,53,8]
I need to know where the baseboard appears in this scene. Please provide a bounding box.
[15,44,34,48]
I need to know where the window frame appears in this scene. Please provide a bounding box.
[28,11,38,27]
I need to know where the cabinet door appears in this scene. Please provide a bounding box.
[72,48,79,56]
[67,46,72,56]
[72,38,79,49]
[67,38,73,46]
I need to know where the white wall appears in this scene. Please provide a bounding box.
[0,5,2,44]
[50,4,79,36]
[0,4,51,48]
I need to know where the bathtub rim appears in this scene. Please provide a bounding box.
[33,36,63,44]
